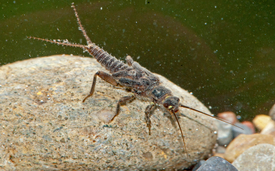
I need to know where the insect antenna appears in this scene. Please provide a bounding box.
[71,3,92,45]
[180,104,243,130]
[172,111,188,153]
[27,36,86,49]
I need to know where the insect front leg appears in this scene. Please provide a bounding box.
[145,103,156,135]
[112,95,136,121]
[83,71,119,102]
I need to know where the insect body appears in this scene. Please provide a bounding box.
[28,3,240,153]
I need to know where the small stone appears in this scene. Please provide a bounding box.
[217,122,233,146]
[232,122,252,138]
[216,146,226,154]
[218,111,237,125]
[213,146,226,159]
[269,104,275,121]
[224,134,275,162]
[252,114,271,131]
[232,144,275,171]
[197,156,238,171]
[241,121,255,133]
[261,120,275,137]
[97,109,116,123]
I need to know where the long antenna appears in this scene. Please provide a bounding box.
[71,2,92,45]
[180,104,243,130]
[172,111,188,153]
[27,36,86,48]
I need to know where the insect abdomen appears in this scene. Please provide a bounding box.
[86,45,128,73]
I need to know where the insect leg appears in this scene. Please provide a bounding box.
[83,71,119,102]
[112,95,136,121]
[145,103,156,135]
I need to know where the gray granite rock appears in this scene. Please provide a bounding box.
[0,55,217,170]
[197,156,238,171]
[233,144,275,171]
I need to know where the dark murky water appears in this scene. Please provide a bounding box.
[1,0,274,120]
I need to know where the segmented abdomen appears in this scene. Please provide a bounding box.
[86,44,129,73]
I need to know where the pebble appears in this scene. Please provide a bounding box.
[196,156,238,171]
[216,146,226,154]
[241,121,255,133]
[269,104,275,121]
[217,122,233,146]
[217,111,237,124]
[232,144,275,171]
[252,114,271,131]
[224,133,275,162]
[213,146,225,160]
[0,56,218,170]
[261,120,275,137]
[232,122,252,138]
[192,160,206,171]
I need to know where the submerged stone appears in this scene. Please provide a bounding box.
[0,55,217,170]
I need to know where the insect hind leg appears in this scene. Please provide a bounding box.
[144,103,156,135]
[83,71,119,102]
[71,3,92,45]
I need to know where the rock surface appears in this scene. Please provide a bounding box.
[0,55,217,170]
[232,144,275,171]
[224,133,275,162]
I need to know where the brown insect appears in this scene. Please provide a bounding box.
[28,3,241,153]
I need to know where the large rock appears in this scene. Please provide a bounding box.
[0,55,217,170]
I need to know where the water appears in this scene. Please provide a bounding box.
[0,0,274,121]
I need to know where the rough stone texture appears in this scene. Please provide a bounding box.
[232,144,275,171]
[224,133,275,163]
[197,156,238,171]
[0,55,217,170]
